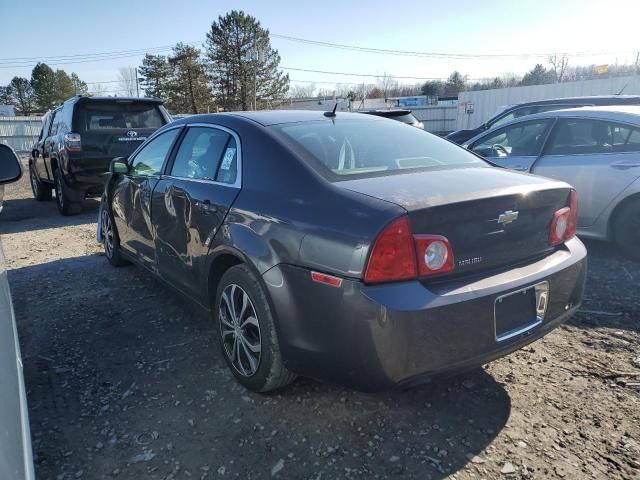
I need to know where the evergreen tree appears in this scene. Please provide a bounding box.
[520,64,554,86]
[54,69,76,101]
[204,10,289,111]
[9,77,35,115]
[70,73,88,95]
[167,43,211,114]
[138,54,172,99]
[31,63,58,110]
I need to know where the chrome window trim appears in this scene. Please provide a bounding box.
[167,122,242,189]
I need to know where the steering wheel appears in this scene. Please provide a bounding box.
[492,144,510,156]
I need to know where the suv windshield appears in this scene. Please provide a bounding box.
[74,102,164,131]
[273,118,486,179]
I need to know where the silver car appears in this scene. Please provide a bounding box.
[465,106,640,260]
[0,144,35,480]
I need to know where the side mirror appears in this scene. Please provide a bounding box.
[110,157,130,175]
[0,144,23,185]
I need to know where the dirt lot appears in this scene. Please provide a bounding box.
[1,168,639,480]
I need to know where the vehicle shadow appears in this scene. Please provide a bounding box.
[0,197,100,234]
[10,254,511,480]
[569,238,639,333]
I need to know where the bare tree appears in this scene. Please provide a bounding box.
[377,73,399,99]
[289,83,316,98]
[89,83,109,97]
[118,67,138,97]
[548,54,569,83]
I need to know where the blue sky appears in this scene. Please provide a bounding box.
[1,0,638,92]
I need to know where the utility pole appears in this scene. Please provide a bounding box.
[135,67,140,98]
[635,52,639,75]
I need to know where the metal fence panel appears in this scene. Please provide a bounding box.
[457,75,640,130]
[0,116,43,153]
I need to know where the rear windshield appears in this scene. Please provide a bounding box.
[272,118,486,179]
[74,102,165,131]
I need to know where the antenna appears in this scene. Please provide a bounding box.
[324,102,338,117]
[616,83,628,95]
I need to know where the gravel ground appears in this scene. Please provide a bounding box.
[1,166,639,480]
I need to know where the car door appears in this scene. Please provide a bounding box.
[532,118,640,228]
[152,125,241,299]
[32,113,52,179]
[110,127,182,270]
[42,108,61,181]
[468,118,554,171]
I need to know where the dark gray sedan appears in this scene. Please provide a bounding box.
[98,111,586,392]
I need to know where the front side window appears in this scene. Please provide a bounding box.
[471,120,551,158]
[273,118,485,180]
[545,119,633,155]
[171,127,232,181]
[130,129,180,176]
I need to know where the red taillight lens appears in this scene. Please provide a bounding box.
[549,189,578,246]
[64,132,81,152]
[414,235,455,276]
[364,216,417,283]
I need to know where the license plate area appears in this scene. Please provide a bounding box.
[494,282,549,342]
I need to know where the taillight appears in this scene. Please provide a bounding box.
[549,189,578,246]
[64,133,81,152]
[364,216,455,284]
[364,216,417,283]
[414,235,455,276]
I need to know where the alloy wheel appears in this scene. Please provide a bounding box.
[55,174,64,209]
[101,209,114,258]
[219,284,261,377]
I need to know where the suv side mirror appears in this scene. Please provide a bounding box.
[110,157,130,175]
[0,144,23,185]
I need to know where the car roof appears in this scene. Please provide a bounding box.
[465,105,640,145]
[176,110,384,127]
[505,94,640,108]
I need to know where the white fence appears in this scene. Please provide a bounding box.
[0,116,43,153]
[457,74,640,130]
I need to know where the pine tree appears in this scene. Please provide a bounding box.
[31,63,58,110]
[54,70,76,102]
[9,77,35,115]
[138,54,171,99]
[167,43,211,114]
[70,73,88,95]
[204,10,289,111]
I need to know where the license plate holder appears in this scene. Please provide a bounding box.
[494,282,548,342]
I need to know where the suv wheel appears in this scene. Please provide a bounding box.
[612,198,640,261]
[101,207,128,267]
[29,165,52,201]
[54,169,82,216]
[215,264,296,392]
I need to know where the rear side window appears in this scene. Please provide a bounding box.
[545,119,633,155]
[171,127,232,181]
[273,118,485,180]
[74,103,164,131]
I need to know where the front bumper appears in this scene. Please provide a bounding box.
[263,237,587,391]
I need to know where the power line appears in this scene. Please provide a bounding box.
[272,33,634,60]
[282,66,484,81]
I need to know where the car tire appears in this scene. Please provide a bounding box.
[215,264,297,392]
[29,165,52,201]
[53,169,82,216]
[100,206,129,267]
[612,198,640,261]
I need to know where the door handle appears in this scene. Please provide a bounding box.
[195,199,217,214]
[611,160,640,169]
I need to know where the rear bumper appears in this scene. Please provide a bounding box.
[263,237,587,391]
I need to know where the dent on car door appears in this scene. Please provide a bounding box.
[152,126,241,299]
[469,119,553,171]
[532,118,640,228]
[111,128,181,268]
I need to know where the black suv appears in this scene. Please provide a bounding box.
[30,96,171,215]
[358,109,424,129]
[446,95,640,145]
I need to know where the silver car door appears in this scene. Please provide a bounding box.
[468,119,554,171]
[532,118,640,228]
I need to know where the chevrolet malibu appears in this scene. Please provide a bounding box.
[98,110,586,392]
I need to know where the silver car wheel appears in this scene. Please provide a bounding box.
[219,284,261,377]
[101,209,114,258]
